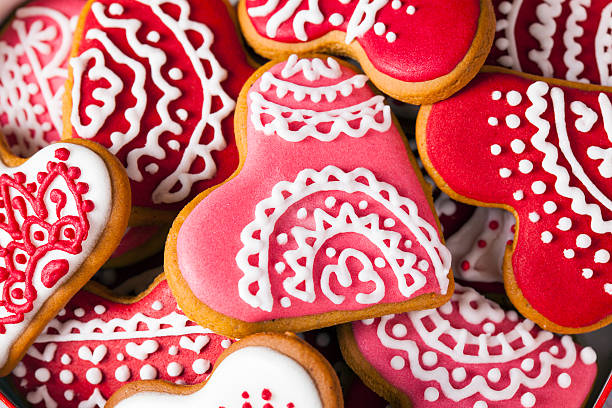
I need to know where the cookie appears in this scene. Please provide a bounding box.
[165,55,453,338]
[10,274,234,408]
[0,137,130,376]
[105,332,343,408]
[488,0,612,86]
[238,0,495,104]
[0,0,84,156]
[417,67,612,333]
[339,284,598,408]
[63,0,255,218]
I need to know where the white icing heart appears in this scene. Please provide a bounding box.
[125,340,159,361]
[570,100,598,132]
[25,344,57,363]
[78,345,108,365]
[179,335,210,354]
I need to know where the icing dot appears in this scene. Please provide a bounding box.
[362,318,375,325]
[582,268,594,279]
[521,392,536,407]
[167,362,183,377]
[12,362,26,378]
[274,262,286,273]
[406,5,416,14]
[404,240,412,248]
[329,13,344,26]
[557,373,571,388]
[296,208,307,219]
[59,370,74,384]
[474,402,488,408]
[41,122,52,132]
[374,257,386,268]
[146,31,160,42]
[145,163,159,174]
[390,355,405,370]
[168,140,181,150]
[27,84,38,97]
[531,181,546,194]
[115,365,130,382]
[108,3,124,15]
[86,368,102,385]
[280,297,291,307]
[33,104,44,115]
[116,353,125,361]
[557,217,572,231]
[488,117,499,126]
[316,333,331,347]
[490,144,502,155]
[499,168,511,178]
[576,234,592,248]
[276,233,288,245]
[483,322,495,334]
[64,390,74,401]
[168,346,178,355]
[496,37,509,50]
[58,308,66,316]
[507,310,519,321]
[373,22,386,35]
[326,247,337,258]
[513,190,524,201]
[505,114,521,128]
[35,368,50,383]
[391,323,407,337]
[221,339,232,348]
[386,32,397,43]
[417,260,429,271]
[491,91,502,100]
[541,231,553,243]
[543,201,557,214]
[521,358,534,371]
[528,212,540,223]
[564,249,575,259]
[151,301,163,311]
[580,347,597,364]
[176,109,188,121]
[511,139,525,153]
[140,364,157,380]
[325,196,336,208]
[358,200,368,209]
[94,305,106,315]
[168,68,183,80]
[61,354,71,365]
[424,387,439,402]
[391,0,401,8]
[519,159,533,174]
[384,218,396,228]
[451,367,466,382]
[594,249,610,263]
[498,1,512,13]
[506,90,523,106]
[605,283,612,294]
[74,308,85,317]
[487,368,501,382]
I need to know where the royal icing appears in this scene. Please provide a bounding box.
[0,143,112,370]
[11,278,234,408]
[176,56,450,325]
[419,71,612,329]
[348,284,598,407]
[67,0,254,209]
[0,0,83,156]
[489,0,612,86]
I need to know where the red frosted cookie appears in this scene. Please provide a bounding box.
[238,0,495,104]
[488,0,612,86]
[106,332,342,408]
[339,284,598,408]
[165,55,452,337]
[63,0,255,216]
[0,0,84,156]
[417,68,612,333]
[0,138,130,376]
[10,274,234,408]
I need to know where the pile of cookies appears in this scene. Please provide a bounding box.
[0,0,608,406]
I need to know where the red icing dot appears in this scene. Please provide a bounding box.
[27,183,37,193]
[47,162,57,172]
[67,167,81,179]
[511,225,516,233]
[55,148,70,161]
[477,239,486,248]
[242,392,249,399]
[0,199,4,208]
[64,228,75,239]
[461,260,470,271]
[262,389,272,401]
[263,404,273,408]
[242,404,252,408]
[0,214,6,223]
[82,200,95,212]
[287,404,295,408]
[37,172,47,183]
[56,162,67,172]
[507,240,513,246]
[13,172,25,184]
[40,259,70,288]
[33,231,45,241]
[76,182,89,194]
[15,254,27,264]
[488,220,499,230]
[10,288,23,299]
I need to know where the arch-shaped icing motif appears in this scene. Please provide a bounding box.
[65,0,254,209]
[344,284,598,407]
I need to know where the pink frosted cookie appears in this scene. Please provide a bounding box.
[488,0,612,86]
[0,139,130,376]
[63,0,255,215]
[339,284,598,408]
[0,0,84,156]
[106,332,342,408]
[10,275,234,408]
[165,55,452,338]
[238,0,495,104]
[417,68,612,333]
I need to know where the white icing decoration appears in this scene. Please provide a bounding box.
[115,365,131,382]
[34,367,51,382]
[505,114,521,128]
[78,345,108,365]
[580,347,597,364]
[179,335,210,354]
[527,0,563,77]
[543,201,557,214]
[390,355,405,370]
[488,117,499,126]
[529,212,540,222]
[511,139,525,153]
[507,90,523,106]
[126,340,159,360]
[499,168,512,178]
[563,0,590,83]
[424,387,439,402]
[594,249,610,263]
[518,160,533,174]
[595,4,612,86]
[140,364,157,380]
[557,372,571,388]
[541,231,553,243]
[557,217,572,231]
[582,268,594,279]
[490,144,502,155]
[521,392,536,407]
[571,101,598,132]
[86,367,102,385]
[167,362,183,377]
[192,358,211,374]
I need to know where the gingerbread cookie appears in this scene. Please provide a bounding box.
[339,284,598,407]
[0,0,85,156]
[166,55,453,338]
[10,274,234,408]
[417,67,612,333]
[489,0,612,86]
[63,0,255,217]
[238,0,495,104]
[106,332,342,408]
[0,138,130,376]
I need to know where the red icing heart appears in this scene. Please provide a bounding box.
[65,0,254,211]
[11,277,235,408]
[418,69,612,331]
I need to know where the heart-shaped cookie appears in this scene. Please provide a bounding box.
[11,274,234,408]
[238,0,495,104]
[417,67,612,333]
[63,0,255,215]
[339,284,598,407]
[0,0,85,156]
[166,55,452,338]
[0,138,130,376]
[106,332,342,408]
[488,0,612,86]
